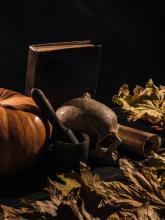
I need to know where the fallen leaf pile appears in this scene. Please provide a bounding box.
[0,152,165,219]
[112,79,165,131]
[0,79,165,219]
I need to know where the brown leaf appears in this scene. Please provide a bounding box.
[93,167,124,181]
[119,159,165,208]
[108,211,138,220]
[145,152,165,171]
[0,205,28,220]
[62,192,95,220]
[80,162,100,187]
[0,158,165,219]
[108,205,160,220]
[31,200,57,217]
[136,204,160,220]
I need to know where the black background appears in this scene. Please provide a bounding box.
[0,0,164,105]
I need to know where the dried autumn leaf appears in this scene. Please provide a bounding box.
[55,173,81,196]
[61,189,95,220]
[108,211,137,220]
[79,160,165,214]
[0,205,29,220]
[119,159,165,209]
[31,200,57,217]
[135,204,161,220]
[108,205,160,220]
[23,181,63,219]
[0,155,165,219]
[113,79,165,131]
[144,151,165,171]
[93,167,124,181]
[80,162,100,188]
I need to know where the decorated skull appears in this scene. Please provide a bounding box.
[56,95,122,165]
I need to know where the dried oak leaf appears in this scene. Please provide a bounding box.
[113,79,165,131]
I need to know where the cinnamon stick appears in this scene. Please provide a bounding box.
[118,124,161,156]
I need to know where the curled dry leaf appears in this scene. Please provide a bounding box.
[0,157,165,219]
[61,189,95,220]
[93,166,124,182]
[144,151,165,171]
[79,159,165,215]
[0,205,28,220]
[119,159,165,208]
[51,173,81,197]
[113,79,165,131]
[30,200,58,217]
[108,204,160,220]
[135,204,161,220]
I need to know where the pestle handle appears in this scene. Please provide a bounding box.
[31,88,79,144]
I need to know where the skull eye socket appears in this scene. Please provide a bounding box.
[97,133,122,148]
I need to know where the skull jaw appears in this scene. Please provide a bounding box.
[89,132,122,165]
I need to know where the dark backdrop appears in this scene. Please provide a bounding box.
[0,0,164,105]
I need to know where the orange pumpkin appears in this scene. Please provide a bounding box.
[0,88,51,176]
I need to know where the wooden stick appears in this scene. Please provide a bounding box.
[31,88,79,144]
